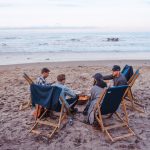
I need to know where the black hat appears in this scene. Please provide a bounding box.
[93,73,103,81]
[112,65,121,71]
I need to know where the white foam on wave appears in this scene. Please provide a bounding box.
[0,51,149,65]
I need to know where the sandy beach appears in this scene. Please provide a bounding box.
[0,60,150,150]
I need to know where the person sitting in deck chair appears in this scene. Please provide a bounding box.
[83,73,107,124]
[33,67,53,118]
[103,65,127,86]
[52,74,79,113]
[36,67,54,86]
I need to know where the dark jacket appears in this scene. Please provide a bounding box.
[103,73,127,86]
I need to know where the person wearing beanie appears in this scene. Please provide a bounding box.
[103,65,127,86]
[83,73,107,124]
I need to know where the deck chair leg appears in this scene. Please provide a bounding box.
[47,127,58,138]
[105,130,114,142]
[121,100,129,123]
[115,112,135,132]
[29,109,48,133]
[61,113,67,123]
[126,90,144,113]
[115,112,128,125]
[47,102,67,138]
[128,127,136,136]
[107,112,135,141]
[58,103,65,127]
[95,106,105,132]
[130,90,138,107]
[131,92,144,108]
[115,112,123,121]
[134,101,144,107]
[129,91,145,113]
[132,106,144,113]
[128,89,134,108]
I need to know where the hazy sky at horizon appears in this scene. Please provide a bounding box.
[0,0,150,31]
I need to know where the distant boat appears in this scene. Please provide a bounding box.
[70,38,80,42]
[1,43,7,46]
[107,38,119,42]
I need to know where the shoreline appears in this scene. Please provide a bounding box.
[0,59,150,68]
[0,51,150,66]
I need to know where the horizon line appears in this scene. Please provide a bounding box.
[0,26,150,32]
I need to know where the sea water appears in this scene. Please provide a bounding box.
[0,28,150,65]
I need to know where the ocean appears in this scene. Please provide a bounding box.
[0,29,150,65]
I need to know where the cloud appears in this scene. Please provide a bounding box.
[0,0,150,31]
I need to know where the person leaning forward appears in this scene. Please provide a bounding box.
[103,65,127,86]
[52,74,79,113]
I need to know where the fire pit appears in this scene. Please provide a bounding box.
[78,95,89,105]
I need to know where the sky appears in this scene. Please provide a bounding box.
[0,0,150,31]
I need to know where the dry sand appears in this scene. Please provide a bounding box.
[0,60,150,150]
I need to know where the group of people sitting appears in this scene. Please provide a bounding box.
[35,65,127,124]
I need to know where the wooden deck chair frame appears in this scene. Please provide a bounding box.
[29,96,68,139]
[125,68,144,113]
[19,73,33,110]
[25,78,70,139]
[94,88,135,142]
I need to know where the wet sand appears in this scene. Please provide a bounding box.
[0,60,150,150]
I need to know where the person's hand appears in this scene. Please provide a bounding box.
[51,81,56,84]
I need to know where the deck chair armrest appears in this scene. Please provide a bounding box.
[59,96,71,115]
